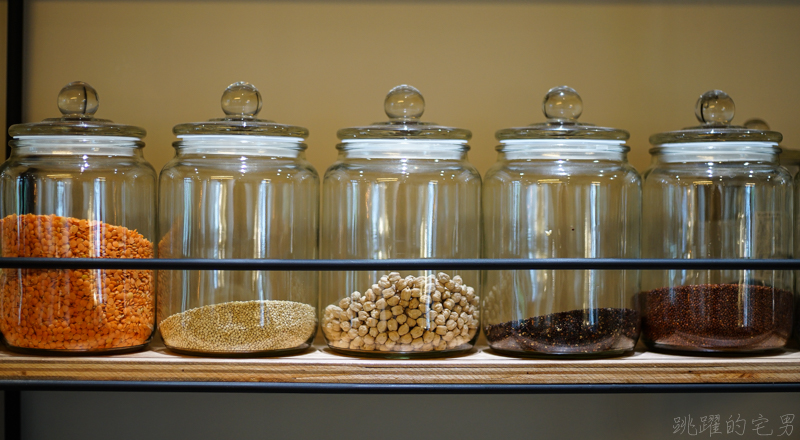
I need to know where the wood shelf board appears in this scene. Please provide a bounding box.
[0,341,798,385]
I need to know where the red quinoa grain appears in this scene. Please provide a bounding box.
[641,283,793,352]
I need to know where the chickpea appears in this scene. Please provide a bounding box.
[324,271,479,353]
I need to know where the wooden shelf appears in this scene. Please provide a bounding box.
[0,338,798,386]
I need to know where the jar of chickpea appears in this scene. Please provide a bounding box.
[320,85,481,358]
[0,81,157,354]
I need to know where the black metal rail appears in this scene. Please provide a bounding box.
[4,4,24,439]
[2,381,800,394]
[5,0,23,160]
[0,257,798,271]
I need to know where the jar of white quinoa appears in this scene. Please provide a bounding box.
[158,82,319,357]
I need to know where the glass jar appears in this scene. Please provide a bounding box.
[641,90,793,354]
[745,119,800,177]
[787,131,800,347]
[320,85,481,358]
[158,82,319,357]
[483,86,641,358]
[781,149,800,178]
[744,120,800,345]
[0,81,156,354]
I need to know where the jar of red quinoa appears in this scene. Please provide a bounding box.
[320,85,481,358]
[641,90,794,354]
[158,82,318,357]
[483,86,641,358]
[0,81,156,354]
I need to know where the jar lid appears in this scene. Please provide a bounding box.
[649,90,782,145]
[337,85,471,141]
[173,82,308,138]
[495,86,629,141]
[747,118,798,162]
[9,81,146,138]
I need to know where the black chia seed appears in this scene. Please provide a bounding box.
[640,284,794,352]
[485,308,640,355]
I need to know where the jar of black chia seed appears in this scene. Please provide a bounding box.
[483,86,642,358]
[641,90,794,354]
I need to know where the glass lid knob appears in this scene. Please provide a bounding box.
[57,81,99,117]
[542,85,582,121]
[695,90,735,125]
[744,118,770,130]
[221,81,262,117]
[384,85,425,120]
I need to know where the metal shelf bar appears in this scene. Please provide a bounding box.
[0,257,799,271]
[2,380,800,394]
[5,0,24,161]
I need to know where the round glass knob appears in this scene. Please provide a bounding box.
[695,90,735,125]
[744,118,770,130]
[384,85,425,120]
[57,81,99,117]
[542,86,582,121]
[221,81,262,117]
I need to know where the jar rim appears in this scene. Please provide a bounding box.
[176,134,305,143]
[335,140,470,160]
[648,142,780,164]
[649,141,779,154]
[13,135,142,142]
[497,139,629,152]
[10,136,145,151]
[172,137,308,155]
[337,139,469,152]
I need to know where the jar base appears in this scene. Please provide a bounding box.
[644,341,787,357]
[326,345,476,359]
[487,346,635,360]
[163,343,313,358]
[4,342,149,357]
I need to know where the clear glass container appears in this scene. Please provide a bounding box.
[641,90,793,354]
[781,149,800,178]
[745,119,800,177]
[796,169,800,345]
[320,85,481,358]
[158,82,319,357]
[0,81,156,354]
[746,120,800,345]
[483,86,641,358]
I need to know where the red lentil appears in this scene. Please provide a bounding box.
[0,214,154,352]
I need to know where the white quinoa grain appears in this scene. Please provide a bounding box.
[160,300,316,353]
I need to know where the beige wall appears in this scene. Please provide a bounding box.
[0,0,6,158]
[21,1,800,175]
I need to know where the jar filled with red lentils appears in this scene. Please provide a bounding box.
[483,86,642,358]
[641,90,794,354]
[0,81,157,354]
[158,82,319,357]
[320,85,481,358]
